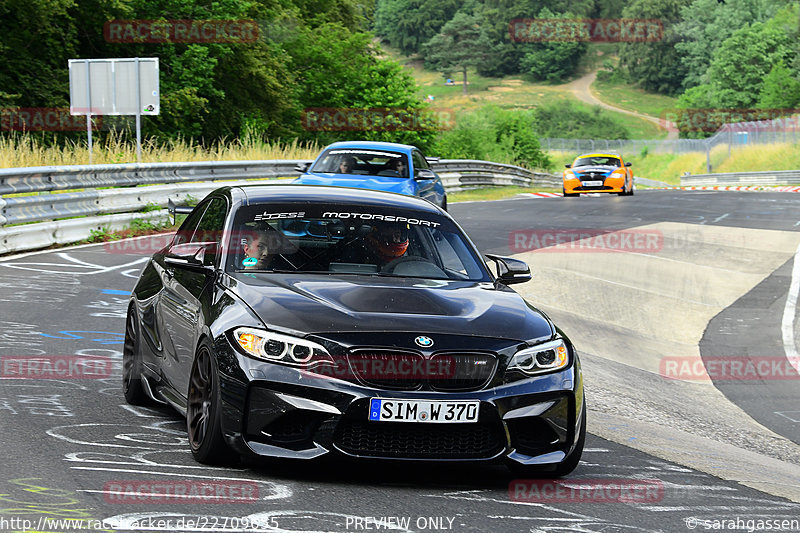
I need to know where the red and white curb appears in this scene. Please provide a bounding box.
[518,192,563,198]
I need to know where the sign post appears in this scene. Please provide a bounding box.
[69,58,159,164]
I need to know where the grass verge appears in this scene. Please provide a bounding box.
[592,77,678,120]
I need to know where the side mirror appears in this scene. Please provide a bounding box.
[167,198,195,225]
[165,242,215,272]
[415,169,437,181]
[625,162,632,167]
[565,164,571,169]
[485,254,531,285]
[294,162,312,173]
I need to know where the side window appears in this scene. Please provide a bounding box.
[191,197,228,264]
[412,151,429,172]
[172,202,209,246]
[192,197,227,243]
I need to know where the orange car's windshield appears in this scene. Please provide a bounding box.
[574,156,622,167]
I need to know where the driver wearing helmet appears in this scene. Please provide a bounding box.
[365,222,409,265]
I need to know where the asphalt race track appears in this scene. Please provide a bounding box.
[0,189,799,533]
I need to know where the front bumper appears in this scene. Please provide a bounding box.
[564,175,625,193]
[213,336,584,466]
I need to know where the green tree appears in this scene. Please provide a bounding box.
[0,0,80,108]
[675,0,785,90]
[758,61,800,110]
[518,8,587,82]
[422,12,492,95]
[618,0,694,95]
[704,8,796,109]
[374,0,461,56]
[286,23,437,147]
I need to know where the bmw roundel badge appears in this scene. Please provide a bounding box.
[414,336,434,348]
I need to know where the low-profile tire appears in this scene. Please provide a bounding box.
[440,195,448,211]
[628,183,635,196]
[123,304,152,406]
[507,400,586,478]
[562,189,579,198]
[187,340,236,465]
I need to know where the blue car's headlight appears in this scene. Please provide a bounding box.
[232,327,333,368]
[507,339,569,375]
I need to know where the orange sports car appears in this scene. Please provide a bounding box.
[562,153,634,197]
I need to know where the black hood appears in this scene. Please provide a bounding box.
[227,273,553,342]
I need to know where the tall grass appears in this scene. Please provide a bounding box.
[0,131,321,168]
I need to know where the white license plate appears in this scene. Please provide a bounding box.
[583,180,604,186]
[368,398,479,423]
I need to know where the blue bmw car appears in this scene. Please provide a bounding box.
[294,141,448,210]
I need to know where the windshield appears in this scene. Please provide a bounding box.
[227,203,490,281]
[574,156,622,167]
[310,149,409,178]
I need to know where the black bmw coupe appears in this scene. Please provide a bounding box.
[123,185,585,476]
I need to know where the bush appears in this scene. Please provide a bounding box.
[532,101,630,139]
[432,107,552,170]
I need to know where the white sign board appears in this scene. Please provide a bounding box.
[69,58,159,116]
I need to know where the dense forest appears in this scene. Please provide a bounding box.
[377,0,800,136]
[0,0,798,162]
[0,0,433,146]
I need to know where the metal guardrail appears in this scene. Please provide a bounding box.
[0,159,558,255]
[680,170,800,187]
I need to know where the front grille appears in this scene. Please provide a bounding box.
[334,419,505,459]
[429,353,497,391]
[575,185,612,191]
[346,350,497,391]
[348,350,424,390]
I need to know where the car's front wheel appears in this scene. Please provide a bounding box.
[123,304,151,406]
[187,340,235,464]
[562,188,579,197]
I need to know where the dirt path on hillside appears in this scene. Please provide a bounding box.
[564,70,678,140]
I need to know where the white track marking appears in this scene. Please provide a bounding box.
[0,253,146,275]
[781,241,800,374]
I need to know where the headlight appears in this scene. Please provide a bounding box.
[507,339,569,375]
[612,169,626,176]
[232,327,333,368]
[564,171,576,180]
